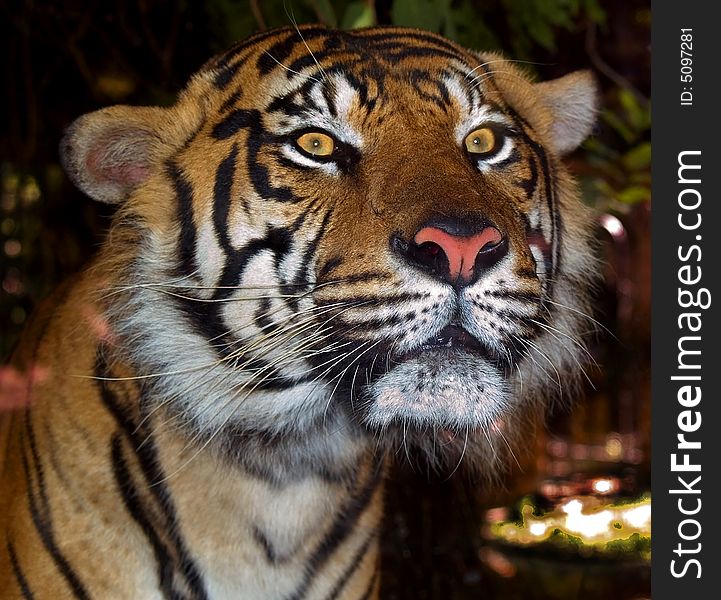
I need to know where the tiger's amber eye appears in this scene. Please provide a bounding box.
[296,132,335,157]
[464,127,497,154]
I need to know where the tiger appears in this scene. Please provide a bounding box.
[0,24,598,599]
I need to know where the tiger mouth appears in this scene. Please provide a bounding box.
[421,324,484,352]
[396,324,489,361]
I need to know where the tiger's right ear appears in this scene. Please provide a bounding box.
[534,70,599,156]
[60,106,173,204]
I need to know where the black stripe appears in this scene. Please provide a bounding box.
[7,541,35,600]
[252,525,296,565]
[266,94,308,118]
[213,230,290,300]
[257,27,332,76]
[96,354,210,600]
[219,89,244,114]
[111,435,177,598]
[212,144,239,254]
[244,368,314,392]
[484,290,541,303]
[324,532,376,600]
[165,147,232,352]
[437,77,451,107]
[284,208,334,314]
[214,64,237,90]
[346,28,469,60]
[252,297,275,336]
[549,171,562,279]
[334,313,404,330]
[42,421,77,496]
[371,44,467,66]
[176,218,303,358]
[317,271,393,287]
[267,227,294,271]
[317,256,344,281]
[518,151,538,197]
[537,146,560,284]
[167,161,198,278]
[317,290,429,307]
[173,296,233,359]
[285,455,384,600]
[246,135,299,204]
[256,32,299,75]
[322,81,338,117]
[287,53,325,79]
[288,201,324,235]
[213,29,288,72]
[214,54,249,90]
[212,108,263,140]
[252,525,280,564]
[24,412,50,516]
[493,147,522,170]
[408,69,450,110]
[21,413,91,600]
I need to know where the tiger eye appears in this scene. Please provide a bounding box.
[296,132,335,157]
[464,127,497,155]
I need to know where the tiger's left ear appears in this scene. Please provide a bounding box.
[534,70,599,156]
[60,70,215,204]
[60,106,174,205]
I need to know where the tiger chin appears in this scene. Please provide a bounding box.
[0,25,598,599]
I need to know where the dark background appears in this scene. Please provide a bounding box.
[1,1,651,598]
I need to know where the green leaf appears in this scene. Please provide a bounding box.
[306,0,337,27]
[528,18,556,51]
[341,1,376,29]
[582,0,607,25]
[629,171,651,186]
[391,0,444,32]
[622,142,652,171]
[601,110,635,144]
[617,185,651,205]
[618,88,650,132]
[451,0,501,50]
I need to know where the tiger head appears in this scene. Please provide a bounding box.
[62,26,598,474]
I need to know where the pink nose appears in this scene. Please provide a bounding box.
[413,225,504,284]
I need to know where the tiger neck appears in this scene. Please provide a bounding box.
[100,361,386,597]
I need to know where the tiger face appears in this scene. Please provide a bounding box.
[63,26,597,473]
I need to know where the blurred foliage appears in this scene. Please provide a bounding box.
[581,88,651,210]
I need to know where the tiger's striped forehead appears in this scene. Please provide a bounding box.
[210,26,489,91]
[205,26,515,133]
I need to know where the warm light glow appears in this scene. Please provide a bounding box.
[563,501,613,538]
[561,499,582,514]
[600,214,627,240]
[623,504,652,529]
[484,495,652,559]
[605,435,623,460]
[592,478,614,494]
